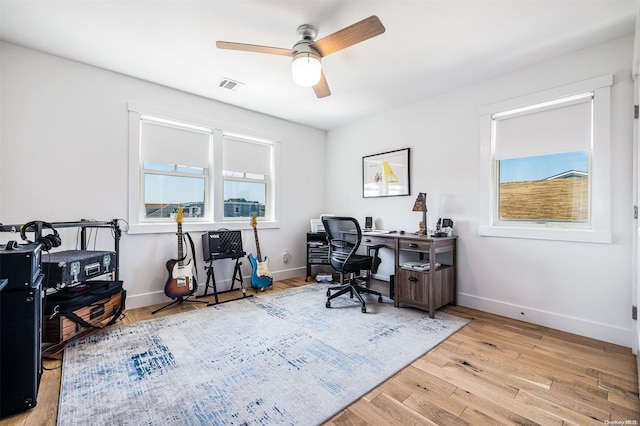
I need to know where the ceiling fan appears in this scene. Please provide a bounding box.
[216,15,385,98]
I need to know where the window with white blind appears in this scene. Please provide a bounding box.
[140,116,212,222]
[222,133,274,221]
[479,75,612,243]
[127,103,280,233]
[494,93,592,224]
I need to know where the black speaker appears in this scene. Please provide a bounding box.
[0,245,43,419]
[365,217,373,230]
[0,243,42,291]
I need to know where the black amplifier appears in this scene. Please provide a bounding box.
[201,230,244,261]
[0,243,42,291]
[42,250,116,288]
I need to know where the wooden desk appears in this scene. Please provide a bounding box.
[360,232,457,318]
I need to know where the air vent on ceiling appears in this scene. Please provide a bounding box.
[218,78,244,91]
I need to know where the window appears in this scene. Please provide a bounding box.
[479,75,612,243]
[128,103,280,234]
[222,133,274,221]
[494,93,592,224]
[140,116,212,222]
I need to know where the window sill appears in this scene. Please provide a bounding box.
[128,221,280,235]
[478,225,611,244]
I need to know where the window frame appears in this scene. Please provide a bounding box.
[478,75,612,243]
[128,102,280,234]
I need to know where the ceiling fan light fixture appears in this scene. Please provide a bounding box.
[217,16,385,98]
[292,51,322,87]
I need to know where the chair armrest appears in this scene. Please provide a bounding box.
[366,244,385,255]
[366,244,385,274]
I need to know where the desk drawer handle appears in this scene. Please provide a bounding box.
[407,243,419,248]
[408,277,418,282]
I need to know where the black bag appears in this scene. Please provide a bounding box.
[44,280,125,330]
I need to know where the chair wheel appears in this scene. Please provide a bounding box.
[326,301,331,308]
[361,306,367,313]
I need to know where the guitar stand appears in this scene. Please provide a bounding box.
[151,294,207,315]
[196,256,253,306]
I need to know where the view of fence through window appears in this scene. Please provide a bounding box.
[498,151,589,222]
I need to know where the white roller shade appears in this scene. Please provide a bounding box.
[223,135,272,176]
[141,119,211,169]
[494,94,592,160]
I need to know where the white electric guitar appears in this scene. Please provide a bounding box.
[164,208,196,298]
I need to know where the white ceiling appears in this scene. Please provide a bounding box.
[1,1,638,131]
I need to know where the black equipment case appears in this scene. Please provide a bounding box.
[42,250,116,288]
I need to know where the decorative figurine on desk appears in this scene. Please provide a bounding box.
[412,192,427,235]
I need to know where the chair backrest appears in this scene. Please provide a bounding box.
[321,216,362,272]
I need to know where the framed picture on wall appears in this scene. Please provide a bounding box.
[362,148,411,198]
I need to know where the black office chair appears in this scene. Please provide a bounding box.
[322,216,384,313]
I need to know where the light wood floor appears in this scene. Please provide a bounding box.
[2,276,638,425]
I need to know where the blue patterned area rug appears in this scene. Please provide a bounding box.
[58,284,468,425]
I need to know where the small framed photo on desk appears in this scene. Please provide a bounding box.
[362,148,411,198]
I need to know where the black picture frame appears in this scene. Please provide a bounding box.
[362,148,411,198]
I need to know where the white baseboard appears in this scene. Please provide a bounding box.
[372,273,391,282]
[126,290,173,310]
[125,267,306,310]
[458,292,632,348]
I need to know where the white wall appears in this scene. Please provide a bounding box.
[0,42,327,308]
[2,35,635,346]
[326,34,635,347]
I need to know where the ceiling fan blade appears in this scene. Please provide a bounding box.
[216,41,294,57]
[313,71,331,98]
[311,15,385,57]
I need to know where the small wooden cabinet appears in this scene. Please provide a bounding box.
[394,235,457,318]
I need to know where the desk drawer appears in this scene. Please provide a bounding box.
[361,235,391,247]
[395,266,455,312]
[395,268,428,306]
[397,239,431,252]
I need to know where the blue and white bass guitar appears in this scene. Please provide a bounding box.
[248,215,272,290]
